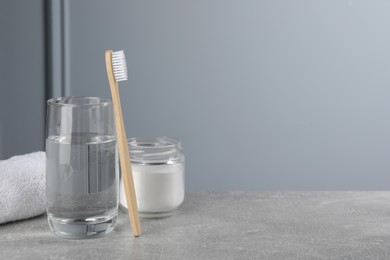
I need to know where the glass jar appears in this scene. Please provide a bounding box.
[120,137,185,218]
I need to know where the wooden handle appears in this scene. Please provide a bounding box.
[105,50,141,237]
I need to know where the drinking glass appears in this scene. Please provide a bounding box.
[45,97,118,239]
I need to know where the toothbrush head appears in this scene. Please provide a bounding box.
[111,50,128,82]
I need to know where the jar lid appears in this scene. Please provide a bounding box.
[128,137,183,165]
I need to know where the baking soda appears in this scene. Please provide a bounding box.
[120,163,184,216]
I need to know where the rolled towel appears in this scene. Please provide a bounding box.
[0,152,46,224]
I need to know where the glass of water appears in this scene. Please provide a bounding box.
[45,97,118,239]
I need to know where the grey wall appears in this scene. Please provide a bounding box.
[0,0,46,160]
[3,0,390,190]
[57,0,390,191]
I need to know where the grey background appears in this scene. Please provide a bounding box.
[0,0,46,159]
[1,0,390,190]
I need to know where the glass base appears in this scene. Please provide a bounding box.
[139,211,173,218]
[119,205,173,219]
[48,213,117,239]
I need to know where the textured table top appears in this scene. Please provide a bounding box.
[1,192,390,259]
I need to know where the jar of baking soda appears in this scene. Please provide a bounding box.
[120,137,185,218]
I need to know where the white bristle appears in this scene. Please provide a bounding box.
[112,50,128,82]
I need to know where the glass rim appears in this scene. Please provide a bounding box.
[47,96,112,107]
[128,137,182,150]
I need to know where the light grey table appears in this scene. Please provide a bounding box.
[1,192,390,259]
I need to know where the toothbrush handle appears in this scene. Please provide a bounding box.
[105,50,141,237]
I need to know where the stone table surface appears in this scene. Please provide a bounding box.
[1,192,390,259]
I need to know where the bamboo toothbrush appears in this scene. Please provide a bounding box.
[105,50,141,237]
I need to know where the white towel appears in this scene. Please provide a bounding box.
[0,152,46,224]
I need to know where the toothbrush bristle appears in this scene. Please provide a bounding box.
[112,50,128,82]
